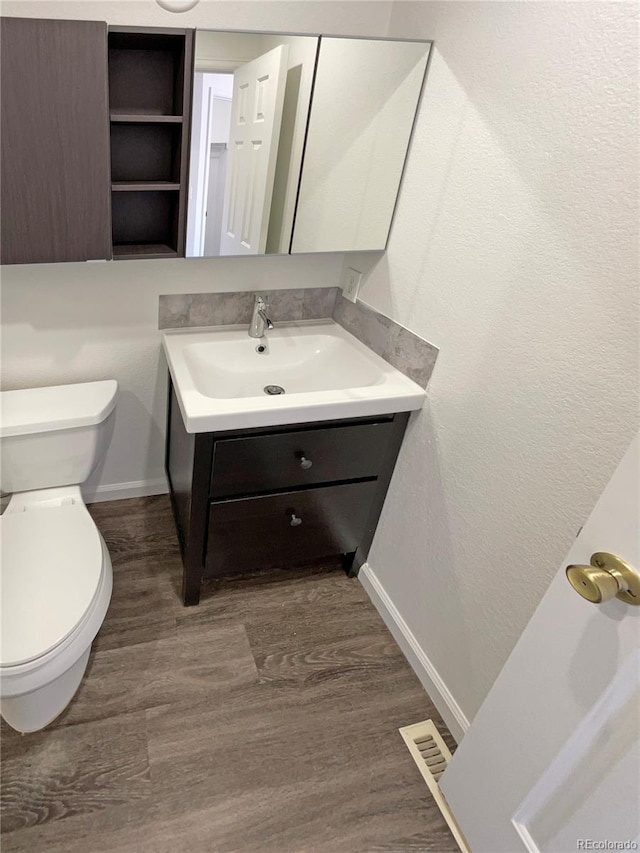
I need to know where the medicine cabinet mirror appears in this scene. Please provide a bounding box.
[186,31,431,259]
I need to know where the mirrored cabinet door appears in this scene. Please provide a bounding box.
[291,37,431,254]
[186,31,319,258]
[186,30,431,259]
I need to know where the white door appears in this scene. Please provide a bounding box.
[203,144,227,256]
[440,433,640,852]
[219,45,288,256]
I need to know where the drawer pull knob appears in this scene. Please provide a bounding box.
[290,513,303,527]
[299,456,313,470]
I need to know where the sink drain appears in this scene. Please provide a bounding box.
[264,385,285,395]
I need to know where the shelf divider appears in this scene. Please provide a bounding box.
[110,113,183,124]
[112,182,181,192]
[112,243,178,260]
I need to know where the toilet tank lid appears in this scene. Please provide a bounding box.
[0,380,118,438]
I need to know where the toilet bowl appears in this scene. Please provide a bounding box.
[0,380,117,732]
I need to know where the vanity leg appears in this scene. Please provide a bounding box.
[182,572,201,606]
[342,551,358,577]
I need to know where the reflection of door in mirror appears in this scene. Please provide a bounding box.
[220,45,288,255]
[186,73,233,257]
[204,88,232,256]
[186,32,319,258]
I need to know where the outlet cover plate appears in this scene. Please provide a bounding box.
[343,267,362,303]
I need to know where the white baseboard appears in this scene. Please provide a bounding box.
[83,476,169,504]
[359,562,470,743]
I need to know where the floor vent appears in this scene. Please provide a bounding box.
[399,719,471,853]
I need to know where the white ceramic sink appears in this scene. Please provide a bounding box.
[163,320,425,432]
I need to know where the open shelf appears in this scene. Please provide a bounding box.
[110,121,182,184]
[108,30,187,117]
[107,26,193,259]
[111,190,179,256]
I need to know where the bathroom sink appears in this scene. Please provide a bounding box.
[163,320,425,432]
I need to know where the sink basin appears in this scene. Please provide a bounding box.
[183,331,383,398]
[163,320,425,432]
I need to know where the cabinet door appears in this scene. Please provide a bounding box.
[210,421,393,498]
[0,18,111,264]
[205,481,378,576]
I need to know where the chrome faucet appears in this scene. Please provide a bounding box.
[248,295,274,338]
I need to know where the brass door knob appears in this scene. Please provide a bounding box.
[566,552,640,605]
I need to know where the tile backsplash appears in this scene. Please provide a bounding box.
[159,287,339,329]
[333,294,439,388]
[159,287,438,388]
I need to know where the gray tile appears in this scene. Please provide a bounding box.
[159,288,339,330]
[157,293,192,329]
[333,293,439,388]
[333,295,392,355]
[269,287,306,320]
[387,324,440,387]
[302,285,339,319]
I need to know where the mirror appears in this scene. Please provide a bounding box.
[186,31,431,258]
[291,37,431,253]
[186,30,319,257]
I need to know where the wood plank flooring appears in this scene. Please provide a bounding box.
[1,496,458,852]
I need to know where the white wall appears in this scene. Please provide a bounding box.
[357,1,639,723]
[0,0,392,500]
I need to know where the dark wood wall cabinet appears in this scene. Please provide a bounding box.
[0,18,193,265]
[166,378,410,605]
[0,17,112,265]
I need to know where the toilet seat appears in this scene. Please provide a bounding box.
[0,503,104,667]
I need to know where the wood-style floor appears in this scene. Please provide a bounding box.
[1,496,458,853]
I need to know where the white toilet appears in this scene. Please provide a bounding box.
[0,380,118,732]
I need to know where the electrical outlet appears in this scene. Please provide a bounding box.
[343,267,362,303]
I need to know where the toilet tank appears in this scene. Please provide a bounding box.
[0,381,118,494]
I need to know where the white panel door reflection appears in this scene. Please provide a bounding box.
[220,45,288,256]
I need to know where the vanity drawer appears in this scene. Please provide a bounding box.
[210,421,393,498]
[204,480,377,576]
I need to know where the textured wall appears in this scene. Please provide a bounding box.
[0,0,392,498]
[359,1,639,719]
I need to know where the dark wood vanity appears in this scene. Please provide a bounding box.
[165,379,410,605]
